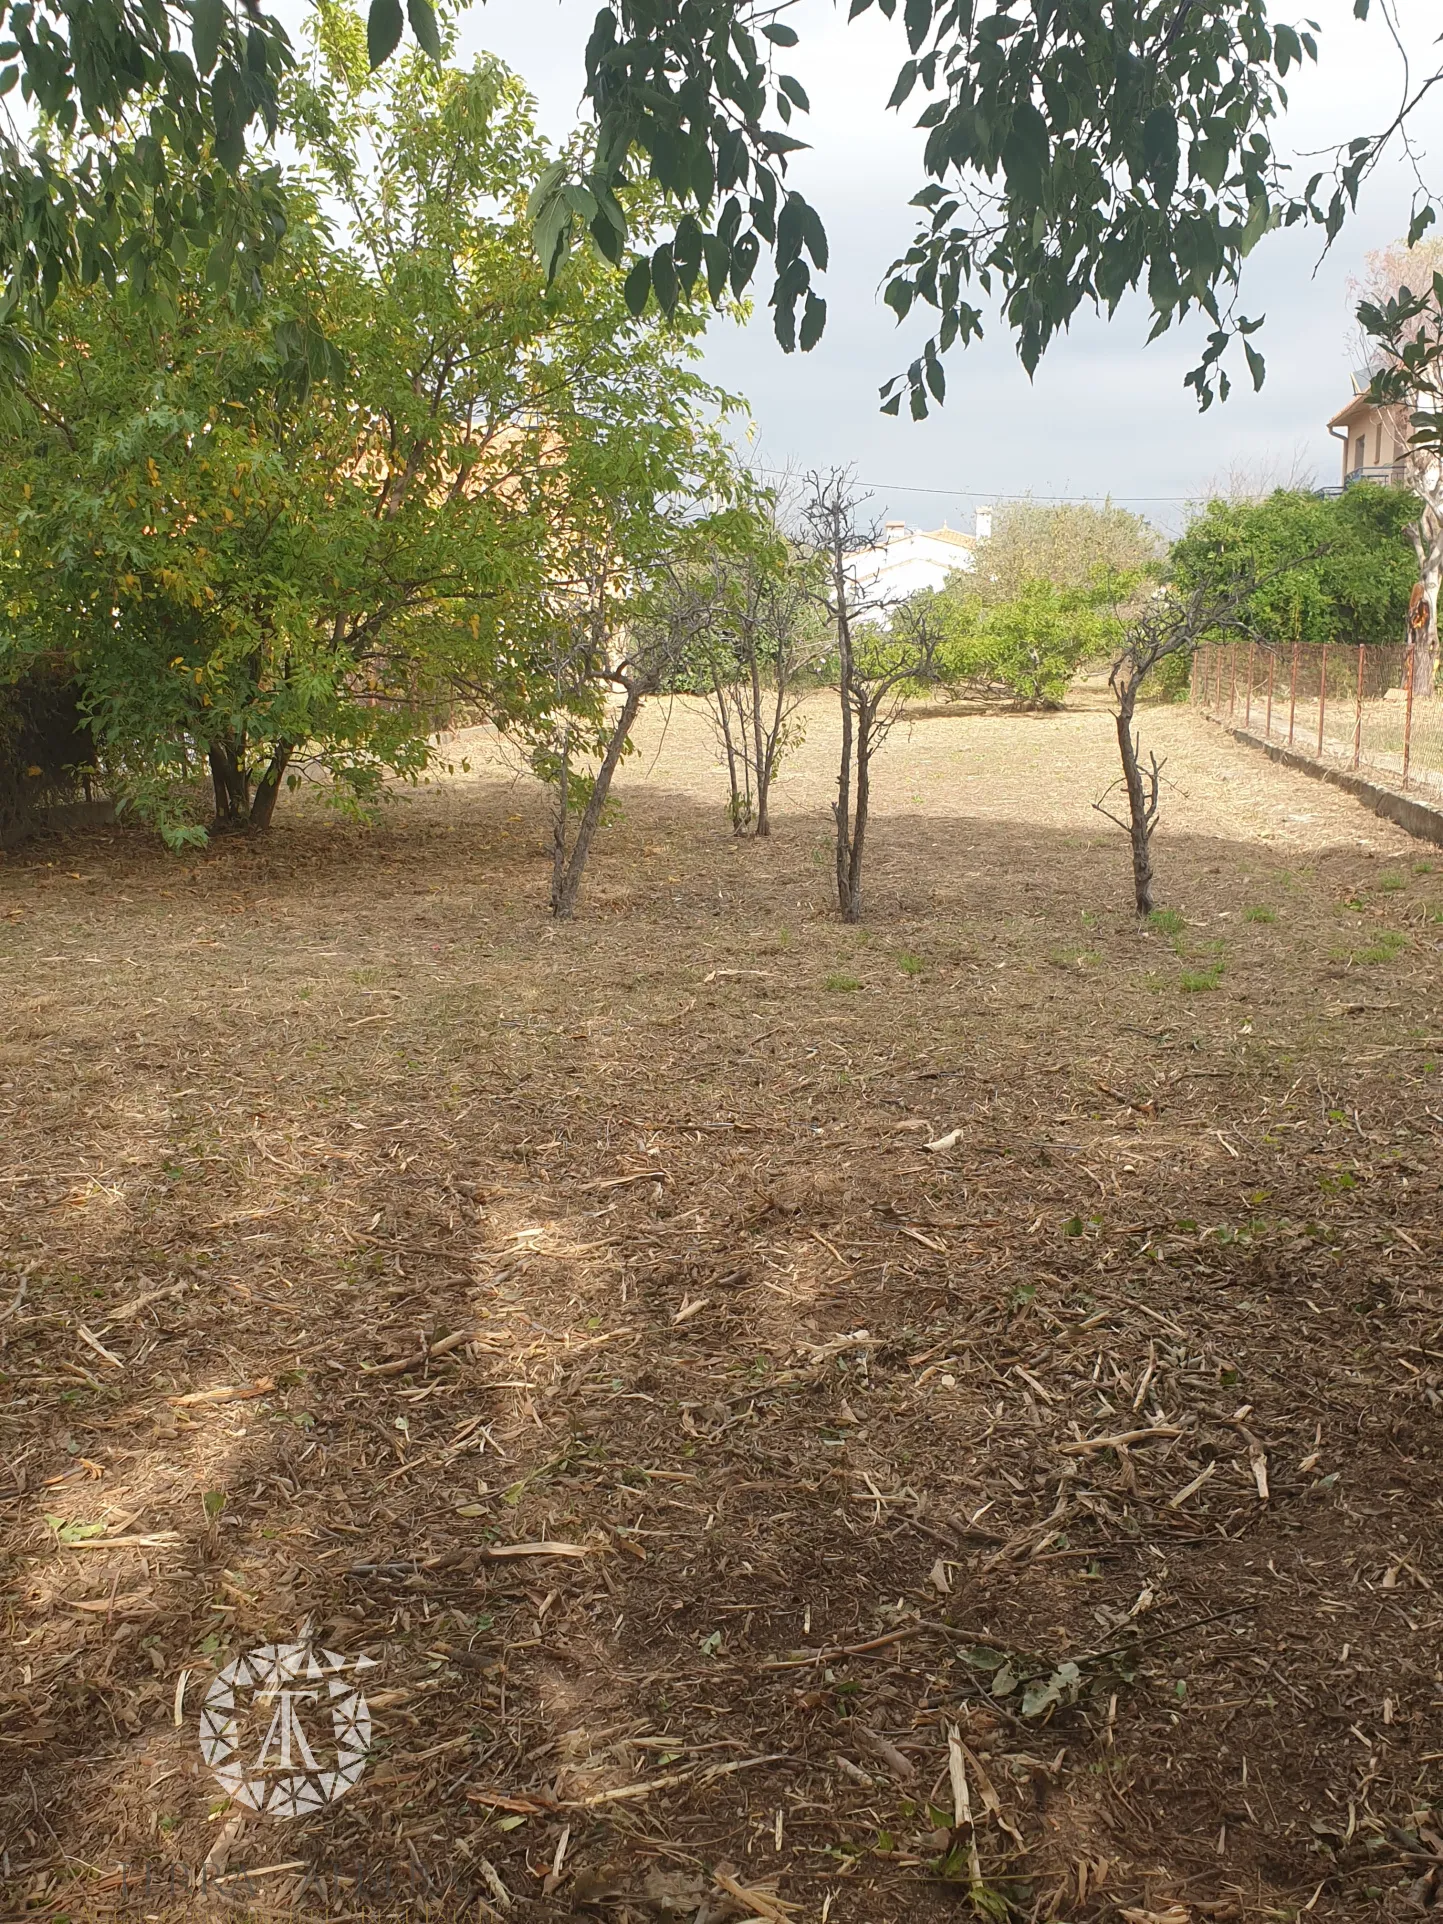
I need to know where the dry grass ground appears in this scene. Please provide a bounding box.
[3,694,1443,1924]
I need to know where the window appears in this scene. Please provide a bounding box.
[1354,435,1366,472]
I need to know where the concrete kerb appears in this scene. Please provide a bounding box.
[1203,713,1443,849]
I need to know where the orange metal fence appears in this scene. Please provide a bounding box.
[1191,640,1443,806]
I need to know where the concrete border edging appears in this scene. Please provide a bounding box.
[1205,714,1443,848]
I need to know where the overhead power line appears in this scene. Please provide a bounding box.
[742,463,1198,505]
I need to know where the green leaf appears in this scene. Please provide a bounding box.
[623,255,651,315]
[1021,1661,1080,1718]
[367,0,403,71]
[192,0,224,78]
[1142,107,1178,183]
[202,1489,227,1518]
[888,60,919,110]
[1001,100,1049,200]
[799,290,826,350]
[48,1516,106,1544]
[761,22,799,44]
[210,63,246,173]
[650,241,678,314]
[406,0,441,61]
[1244,341,1265,390]
[904,0,933,53]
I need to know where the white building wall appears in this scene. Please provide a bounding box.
[846,519,984,610]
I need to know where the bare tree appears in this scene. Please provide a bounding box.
[803,469,940,923]
[535,555,722,920]
[701,539,823,837]
[1097,576,1289,915]
[1193,446,1319,506]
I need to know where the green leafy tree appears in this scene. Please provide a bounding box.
[1169,487,1421,660]
[969,502,1163,605]
[0,21,740,843]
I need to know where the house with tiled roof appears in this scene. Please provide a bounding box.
[1326,371,1406,489]
[848,507,991,604]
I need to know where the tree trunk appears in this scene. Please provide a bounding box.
[248,744,293,833]
[1114,688,1155,916]
[841,699,872,924]
[208,736,251,830]
[748,643,768,839]
[756,670,787,841]
[552,687,644,920]
[833,579,855,918]
[1409,503,1442,698]
[550,723,572,914]
[716,675,750,833]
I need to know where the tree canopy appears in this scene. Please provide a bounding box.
[0,15,740,842]
[1169,485,1422,652]
[1,0,1437,421]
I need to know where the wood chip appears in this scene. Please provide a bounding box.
[481,1541,588,1560]
[1059,1425,1182,1454]
[167,1378,274,1407]
[712,1869,799,1921]
[109,1281,190,1323]
[1167,1462,1217,1509]
[854,1725,917,1782]
[76,1324,123,1368]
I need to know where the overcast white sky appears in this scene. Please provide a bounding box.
[440,0,1437,533]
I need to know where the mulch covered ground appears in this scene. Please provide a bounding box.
[3,694,1443,1924]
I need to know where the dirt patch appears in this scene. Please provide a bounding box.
[2,696,1442,1923]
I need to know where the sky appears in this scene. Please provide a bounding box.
[450,0,1438,536]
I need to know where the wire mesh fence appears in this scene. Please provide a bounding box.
[1191,639,1443,807]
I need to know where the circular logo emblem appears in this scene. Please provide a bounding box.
[199,1642,376,1818]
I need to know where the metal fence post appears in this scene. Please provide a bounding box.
[1352,642,1365,771]
[1191,649,1200,704]
[1404,636,1416,789]
[1265,649,1275,739]
[1289,641,1299,747]
[1245,641,1255,727]
[1229,643,1238,717]
[1317,643,1328,758]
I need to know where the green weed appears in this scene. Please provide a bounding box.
[824,972,862,993]
[1179,964,1224,992]
[1377,870,1406,893]
[1148,907,1186,937]
[1049,945,1101,969]
[897,951,925,976]
[1243,905,1276,924]
[1355,931,1408,965]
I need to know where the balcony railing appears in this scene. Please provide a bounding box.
[1316,462,1407,498]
